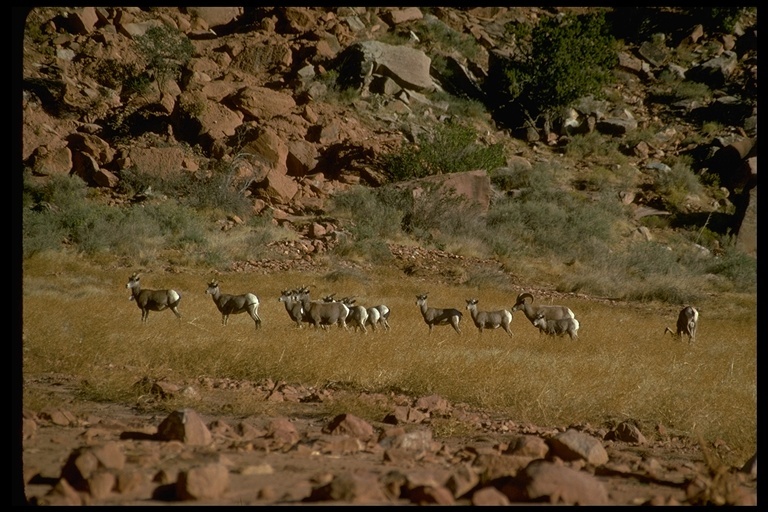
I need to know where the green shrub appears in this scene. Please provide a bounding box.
[496,12,617,121]
[135,25,194,84]
[382,122,505,182]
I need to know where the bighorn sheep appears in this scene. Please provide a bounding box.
[279,288,311,328]
[374,305,391,331]
[416,294,462,334]
[366,304,391,332]
[205,280,261,329]
[511,292,575,335]
[665,306,699,343]
[126,272,181,323]
[465,299,513,336]
[296,287,349,330]
[532,313,580,340]
[323,294,369,333]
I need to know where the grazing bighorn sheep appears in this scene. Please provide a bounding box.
[511,292,575,335]
[323,294,369,333]
[465,299,513,336]
[126,272,181,323]
[375,305,391,331]
[296,287,349,330]
[416,294,462,334]
[279,288,311,328]
[205,280,261,329]
[665,306,699,343]
[532,313,580,340]
[366,304,391,332]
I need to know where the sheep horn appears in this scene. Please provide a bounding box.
[516,292,534,305]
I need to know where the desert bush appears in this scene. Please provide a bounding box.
[565,132,629,169]
[487,164,621,265]
[23,169,210,260]
[138,201,207,249]
[93,59,150,96]
[329,186,404,241]
[704,245,757,292]
[495,12,617,122]
[382,122,505,182]
[135,24,194,84]
[429,89,488,118]
[653,161,704,213]
[412,16,480,61]
[22,173,118,256]
[403,184,485,248]
[22,208,66,258]
[118,166,252,219]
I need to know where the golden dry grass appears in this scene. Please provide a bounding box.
[21,251,756,468]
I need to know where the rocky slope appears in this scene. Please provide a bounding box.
[20,6,757,260]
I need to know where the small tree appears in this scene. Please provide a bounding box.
[495,12,618,129]
[135,25,194,85]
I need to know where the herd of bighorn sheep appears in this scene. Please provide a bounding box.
[124,273,699,343]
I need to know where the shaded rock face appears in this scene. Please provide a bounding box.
[20,7,757,253]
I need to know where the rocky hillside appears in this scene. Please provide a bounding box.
[20,6,757,261]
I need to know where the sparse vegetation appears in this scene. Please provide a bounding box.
[381,122,505,182]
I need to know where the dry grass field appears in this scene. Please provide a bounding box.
[21,251,756,469]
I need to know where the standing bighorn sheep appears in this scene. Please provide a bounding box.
[126,272,181,323]
[511,292,576,336]
[205,280,261,329]
[323,294,369,333]
[416,294,462,334]
[296,287,349,330]
[665,306,699,343]
[279,288,311,327]
[366,304,391,332]
[533,313,580,340]
[465,298,513,336]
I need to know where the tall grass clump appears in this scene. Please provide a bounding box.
[653,161,705,213]
[329,183,490,260]
[22,170,211,262]
[381,122,505,182]
[486,162,621,266]
[118,165,252,219]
